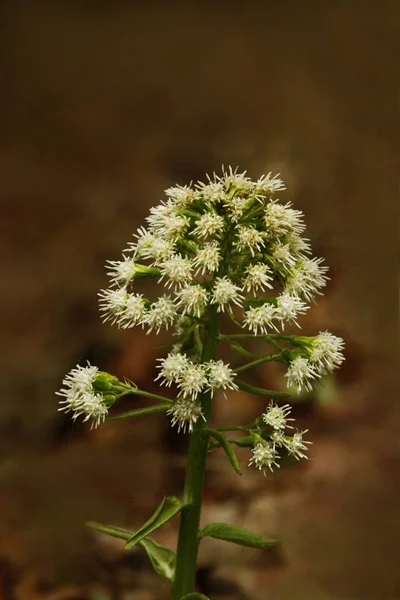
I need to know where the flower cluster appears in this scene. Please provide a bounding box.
[249,402,311,474]
[98,167,330,337]
[56,364,133,428]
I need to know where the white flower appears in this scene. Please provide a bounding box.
[156,352,190,386]
[243,303,278,334]
[285,258,329,300]
[146,200,177,231]
[127,226,155,257]
[165,184,195,205]
[106,256,138,286]
[159,214,190,240]
[262,401,294,430]
[159,255,192,288]
[179,362,208,399]
[223,196,249,221]
[218,166,254,195]
[309,331,345,373]
[275,292,308,328]
[57,364,109,429]
[242,263,273,294]
[142,295,178,333]
[192,241,221,274]
[176,284,209,317]
[284,430,312,460]
[285,356,318,392]
[195,181,225,203]
[287,233,312,255]
[206,360,238,396]
[211,277,244,312]
[249,442,280,474]
[264,200,305,236]
[254,172,286,196]
[167,397,205,433]
[270,242,298,270]
[98,287,128,325]
[139,237,176,265]
[192,212,225,238]
[119,293,147,328]
[235,226,265,257]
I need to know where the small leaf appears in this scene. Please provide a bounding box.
[87,522,176,581]
[224,338,260,359]
[207,429,242,475]
[182,595,210,600]
[125,496,185,549]
[139,537,176,581]
[107,403,171,421]
[198,522,279,549]
[236,379,290,398]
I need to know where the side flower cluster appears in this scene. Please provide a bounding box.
[249,401,311,474]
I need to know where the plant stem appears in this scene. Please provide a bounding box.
[171,305,221,599]
[233,353,283,373]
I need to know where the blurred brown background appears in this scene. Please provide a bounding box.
[0,1,398,599]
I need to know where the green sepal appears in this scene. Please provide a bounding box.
[206,429,242,475]
[125,496,185,549]
[107,403,171,421]
[236,379,290,398]
[182,595,210,600]
[86,522,175,581]
[198,522,279,549]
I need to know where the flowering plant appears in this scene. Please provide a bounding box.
[57,168,344,599]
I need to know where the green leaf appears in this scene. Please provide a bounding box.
[206,429,242,475]
[139,537,176,581]
[107,403,171,421]
[198,522,279,549]
[182,595,210,600]
[125,496,185,549]
[236,379,290,398]
[87,522,176,581]
[223,338,260,359]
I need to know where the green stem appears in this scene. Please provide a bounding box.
[234,353,284,373]
[130,389,173,404]
[171,305,221,599]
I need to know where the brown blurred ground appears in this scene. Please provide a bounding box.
[0,2,398,599]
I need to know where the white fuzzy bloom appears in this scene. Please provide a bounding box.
[243,303,279,334]
[223,196,248,221]
[262,401,294,430]
[165,184,195,206]
[159,255,192,288]
[168,397,205,433]
[175,284,209,317]
[242,263,273,294]
[192,212,225,238]
[285,356,318,392]
[57,364,108,428]
[156,352,190,387]
[285,257,329,300]
[142,295,178,333]
[179,362,208,399]
[192,241,221,274]
[140,237,176,265]
[235,226,265,256]
[106,256,138,286]
[211,277,244,312]
[127,226,154,257]
[309,331,345,373]
[264,200,305,236]
[270,242,298,270]
[249,442,280,474]
[288,233,312,255]
[275,292,308,328]
[146,200,177,231]
[254,172,286,196]
[98,287,129,325]
[206,360,238,396]
[284,430,312,460]
[195,181,225,203]
[218,167,254,195]
[160,214,190,240]
[119,293,147,328]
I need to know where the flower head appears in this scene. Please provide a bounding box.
[254,172,286,196]
[142,295,178,333]
[242,263,273,294]
[275,292,308,328]
[285,356,318,392]
[211,277,244,312]
[176,284,209,317]
[249,442,280,474]
[159,255,193,288]
[206,360,238,397]
[178,362,208,399]
[285,257,329,300]
[192,212,225,238]
[235,226,265,257]
[167,397,205,433]
[264,200,305,236]
[98,287,129,325]
[262,401,294,430]
[309,331,345,372]
[195,180,225,203]
[165,184,195,205]
[243,302,278,334]
[193,242,221,274]
[156,352,190,387]
[284,430,312,460]
[119,293,147,328]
